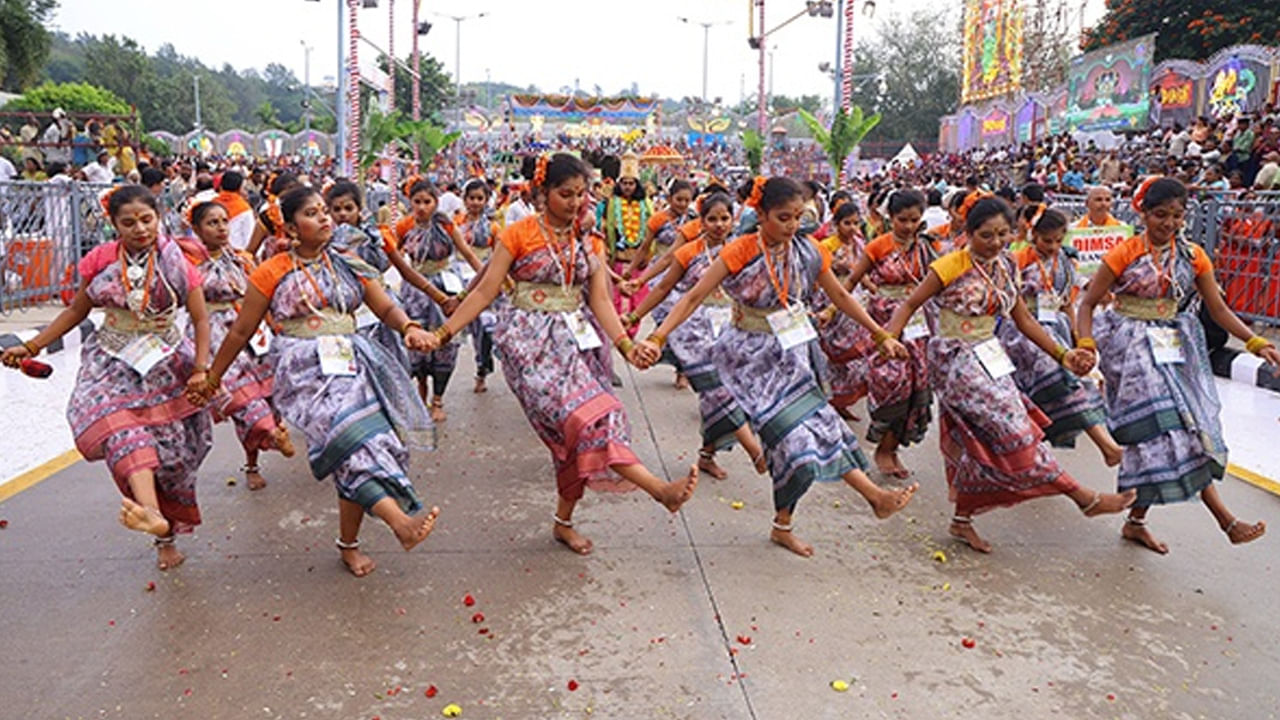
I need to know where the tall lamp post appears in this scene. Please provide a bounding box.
[435,12,488,135]
[678,17,732,104]
[749,1,834,135]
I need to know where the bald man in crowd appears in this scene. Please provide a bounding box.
[1074,186,1123,228]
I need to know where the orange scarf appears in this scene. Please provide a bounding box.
[215,190,252,220]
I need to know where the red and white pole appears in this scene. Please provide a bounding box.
[387,0,398,224]
[347,0,360,178]
[756,0,767,137]
[841,0,853,113]
[412,0,422,170]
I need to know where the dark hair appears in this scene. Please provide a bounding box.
[543,153,591,190]
[190,201,226,228]
[613,174,646,201]
[885,189,926,217]
[830,190,853,208]
[219,170,242,193]
[757,177,804,214]
[1021,182,1045,203]
[107,184,158,218]
[140,167,166,187]
[703,182,730,196]
[668,179,694,198]
[736,180,754,202]
[1032,207,1068,233]
[926,188,943,206]
[408,179,437,198]
[194,174,214,191]
[325,179,362,208]
[279,186,322,224]
[699,192,734,218]
[995,186,1017,203]
[833,202,861,223]
[1140,177,1188,211]
[964,197,1016,235]
[463,178,489,197]
[946,190,967,210]
[270,172,300,197]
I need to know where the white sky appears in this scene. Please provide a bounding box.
[53,0,1105,106]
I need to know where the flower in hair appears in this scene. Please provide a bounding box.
[532,155,549,188]
[401,174,424,199]
[957,190,993,223]
[98,185,122,217]
[745,176,766,210]
[1131,175,1161,213]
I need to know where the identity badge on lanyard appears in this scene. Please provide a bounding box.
[902,311,930,341]
[563,310,603,351]
[248,323,273,357]
[1036,292,1061,323]
[439,269,465,295]
[1146,326,1185,364]
[767,303,818,351]
[973,337,1015,379]
[317,335,358,376]
[708,306,732,337]
[114,333,176,378]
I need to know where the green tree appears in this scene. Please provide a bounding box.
[845,7,960,146]
[1082,1,1280,62]
[740,129,765,175]
[0,0,58,91]
[255,100,284,129]
[3,80,131,115]
[359,104,458,176]
[770,94,823,116]
[384,53,454,120]
[797,106,881,185]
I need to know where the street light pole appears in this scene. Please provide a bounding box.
[301,41,313,135]
[412,0,422,168]
[192,75,202,132]
[757,0,766,135]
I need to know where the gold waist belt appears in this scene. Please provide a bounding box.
[99,307,181,352]
[704,291,733,307]
[277,309,357,338]
[1113,294,1176,321]
[937,308,995,340]
[878,284,911,300]
[415,258,450,275]
[732,303,776,334]
[205,301,237,313]
[509,282,581,313]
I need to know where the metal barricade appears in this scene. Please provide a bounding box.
[0,181,113,313]
[1048,192,1280,327]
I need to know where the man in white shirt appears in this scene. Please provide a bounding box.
[82,150,114,184]
[1254,151,1280,190]
[437,182,464,219]
[0,154,15,182]
[504,182,534,226]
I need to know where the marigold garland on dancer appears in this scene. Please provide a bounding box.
[1076,176,1279,555]
[635,177,919,558]
[885,196,1137,554]
[182,200,295,491]
[395,178,484,422]
[1001,206,1123,466]
[844,189,936,479]
[2,185,214,571]
[600,152,653,338]
[621,191,767,480]
[198,186,440,578]
[416,153,698,556]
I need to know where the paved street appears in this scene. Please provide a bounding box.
[1,344,1278,720]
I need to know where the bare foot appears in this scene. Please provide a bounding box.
[340,547,377,576]
[474,376,487,394]
[658,465,699,512]
[156,543,186,570]
[751,453,768,475]
[553,523,594,555]
[892,455,913,479]
[272,425,296,458]
[771,526,814,557]
[873,446,897,476]
[866,482,918,519]
[393,506,440,551]
[950,520,992,553]
[674,372,690,390]
[119,498,170,537]
[245,469,267,491]
[1082,489,1137,517]
[1122,521,1169,554]
[430,402,447,423]
[697,454,729,480]
[1225,519,1266,545]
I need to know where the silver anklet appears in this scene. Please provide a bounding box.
[1080,492,1102,514]
[698,448,716,461]
[951,516,973,525]
[1125,516,1146,526]
[552,514,574,528]
[335,538,360,550]
[153,535,176,547]
[771,521,793,532]
[241,464,261,474]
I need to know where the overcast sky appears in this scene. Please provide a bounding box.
[53,0,1104,106]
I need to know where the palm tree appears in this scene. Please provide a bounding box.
[741,129,765,175]
[797,106,881,186]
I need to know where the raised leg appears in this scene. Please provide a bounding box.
[369,497,440,551]
[611,462,698,513]
[734,425,768,475]
[118,469,170,537]
[1201,484,1266,545]
[1084,424,1123,467]
[842,468,917,519]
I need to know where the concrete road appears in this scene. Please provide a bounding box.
[1,348,1277,720]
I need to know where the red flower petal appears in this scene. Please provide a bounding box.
[145,581,156,592]
[567,679,579,691]
[961,637,976,649]
[471,612,485,623]
[425,685,438,698]
[736,635,752,645]
[463,594,476,607]
[0,519,8,529]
